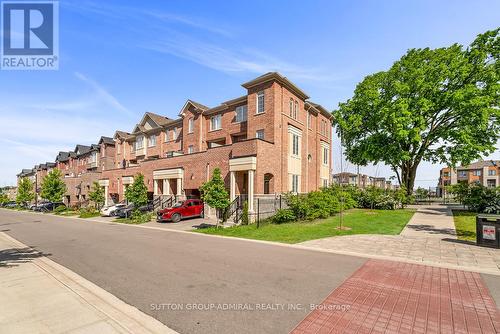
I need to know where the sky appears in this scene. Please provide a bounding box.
[0,0,499,187]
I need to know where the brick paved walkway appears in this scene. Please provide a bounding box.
[291,260,500,334]
[299,205,500,275]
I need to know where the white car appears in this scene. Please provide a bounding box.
[100,203,126,217]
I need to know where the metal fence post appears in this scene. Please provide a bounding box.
[256,198,260,229]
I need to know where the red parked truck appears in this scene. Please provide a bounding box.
[157,199,204,223]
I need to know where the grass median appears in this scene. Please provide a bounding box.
[451,210,476,241]
[195,208,415,244]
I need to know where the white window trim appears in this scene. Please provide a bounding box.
[210,114,222,131]
[256,91,265,114]
[188,118,194,133]
[148,135,156,147]
[235,105,248,123]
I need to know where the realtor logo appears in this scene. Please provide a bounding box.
[1,0,59,70]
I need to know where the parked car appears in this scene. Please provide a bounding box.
[157,199,204,223]
[100,203,126,217]
[33,202,66,212]
[29,201,49,210]
[116,203,153,218]
[2,201,17,208]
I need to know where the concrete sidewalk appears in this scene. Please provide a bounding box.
[401,204,457,238]
[300,205,500,275]
[0,232,176,334]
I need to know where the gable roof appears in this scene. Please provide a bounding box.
[114,131,132,140]
[178,99,210,117]
[98,136,115,145]
[74,144,92,156]
[56,151,71,162]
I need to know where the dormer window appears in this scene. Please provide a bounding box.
[135,136,144,150]
[256,91,265,114]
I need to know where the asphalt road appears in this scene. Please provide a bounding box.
[0,209,366,334]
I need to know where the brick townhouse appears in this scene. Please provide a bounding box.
[437,160,500,196]
[18,72,333,212]
[100,72,333,213]
[54,137,116,205]
[332,172,395,190]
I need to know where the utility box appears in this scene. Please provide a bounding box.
[476,215,500,248]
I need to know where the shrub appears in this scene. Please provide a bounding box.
[129,211,152,224]
[53,205,67,214]
[270,209,296,224]
[78,207,100,218]
[240,201,249,225]
[449,183,500,214]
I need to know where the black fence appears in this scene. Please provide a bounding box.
[249,195,288,225]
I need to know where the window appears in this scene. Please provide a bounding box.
[210,114,222,131]
[172,128,177,140]
[148,135,156,147]
[307,113,312,129]
[256,129,264,140]
[488,169,496,176]
[235,105,248,123]
[473,170,481,176]
[135,136,144,150]
[165,130,169,142]
[292,175,299,193]
[294,101,298,120]
[323,147,329,165]
[188,118,194,133]
[323,179,328,188]
[289,98,293,117]
[256,91,265,114]
[188,145,194,154]
[292,134,299,156]
[117,143,121,154]
[487,179,497,188]
[458,171,467,177]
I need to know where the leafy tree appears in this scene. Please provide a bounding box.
[200,168,230,226]
[334,29,500,195]
[125,173,148,207]
[40,169,67,202]
[88,181,105,209]
[16,177,35,205]
[0,193,9,204]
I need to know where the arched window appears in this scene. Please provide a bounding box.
[264,173,274,194]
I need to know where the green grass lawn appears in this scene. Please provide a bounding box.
[78,211,101,218]
[195,208,416,244]
[452,210,476,241]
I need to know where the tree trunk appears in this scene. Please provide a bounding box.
[400,163,418,196]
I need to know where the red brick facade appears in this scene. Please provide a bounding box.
[18,73,333,208]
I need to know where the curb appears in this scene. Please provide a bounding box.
[2,208,499,276]
[0,231,178,334]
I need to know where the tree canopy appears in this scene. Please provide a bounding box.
[125,173,148,207]
[88,181,105,209]
[40,169,67,202]
[334,29,499,194]
[16,177,35,204]
[200,168,229,224]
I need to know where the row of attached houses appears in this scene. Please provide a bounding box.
[332,172,396,190]
[17,72,334,213]
[437,160,500,196]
